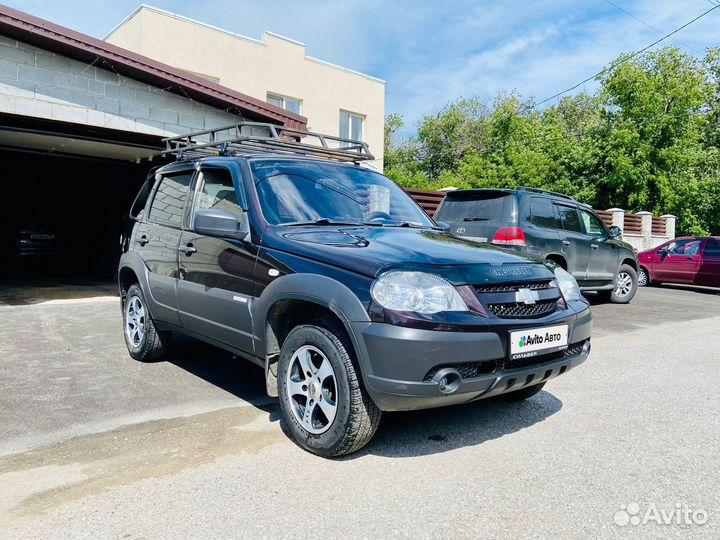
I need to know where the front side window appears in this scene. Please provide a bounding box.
[339,110,364,142]
[148,172,193,227]
[579,209,607,236]
[267,92,302,114]
[666,239,701,255]
[193,169,244,222]
[251,159,434,227]
[555,204,582,233]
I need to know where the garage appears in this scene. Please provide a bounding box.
[0,115,165,279]
[0,5,306,284]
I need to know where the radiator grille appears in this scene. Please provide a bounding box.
[486,299,559,319]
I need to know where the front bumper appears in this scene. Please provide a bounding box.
[350,307,592,411]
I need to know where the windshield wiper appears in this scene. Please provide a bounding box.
[463,217,490,221]
[283,218,364,227]
[368,221,429,229]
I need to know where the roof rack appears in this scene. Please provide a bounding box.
[162,121,374,163]
[518,186,575,201]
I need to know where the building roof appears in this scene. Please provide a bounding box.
[0,5,308,131]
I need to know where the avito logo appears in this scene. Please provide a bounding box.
[519,332,562,348]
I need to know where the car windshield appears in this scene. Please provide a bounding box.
[250,159,435,227]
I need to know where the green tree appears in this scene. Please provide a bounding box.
[384,46,720,235]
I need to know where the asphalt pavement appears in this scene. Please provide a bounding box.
[0,284,718,539]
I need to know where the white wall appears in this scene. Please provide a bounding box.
[106,6,386,169]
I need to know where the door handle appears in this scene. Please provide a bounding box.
[136,235,149,246]
[179,243,197,255]
[591,243,599,249]
[562,240,571,246]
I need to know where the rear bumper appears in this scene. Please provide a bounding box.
[350,307,592,411]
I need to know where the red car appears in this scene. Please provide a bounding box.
[638,237,720,287]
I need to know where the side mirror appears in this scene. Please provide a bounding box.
[608,226,622,238]
[194,208,244,239]
[435,221,450,232]
[657,248,668,257]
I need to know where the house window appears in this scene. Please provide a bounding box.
[267,92,302,114]
[339,110,364,142]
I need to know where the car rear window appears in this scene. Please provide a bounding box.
[436,192,515,223]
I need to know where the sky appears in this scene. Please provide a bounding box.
[7,0,720,134]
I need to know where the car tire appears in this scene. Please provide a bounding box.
[499,383,546,401]
[599,264,638,304]
[122,283,170,362]
[638,267,652,287]
[277,322,381,457]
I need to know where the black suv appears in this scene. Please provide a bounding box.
[118,124,593,457]
[435,188,639,303]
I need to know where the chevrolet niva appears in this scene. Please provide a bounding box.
[118,123,592,457]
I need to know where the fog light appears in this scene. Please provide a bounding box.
[431,368,462,395]
[582,340,591,356]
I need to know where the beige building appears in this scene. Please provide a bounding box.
[105,5,386,169]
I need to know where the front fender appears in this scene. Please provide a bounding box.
[252,273,371,396]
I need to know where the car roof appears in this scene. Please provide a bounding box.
[158,154,373,173]
[443,188,593,209]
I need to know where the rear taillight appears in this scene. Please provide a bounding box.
[492,227,526,246]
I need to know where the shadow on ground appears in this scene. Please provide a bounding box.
[165,335,562,459]
[165,334,279,420]
[655,283,720,296]
[355,391,562,459]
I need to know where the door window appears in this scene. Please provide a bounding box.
[555,204,582,233]
[193,169,243,221]
[579,209,607,236]
[666,239,701,255]
[528,197,559,229]
[703,238,720,257]
[147,172,194,227]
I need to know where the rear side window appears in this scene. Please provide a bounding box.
[703,238,720,257]
[436,192,515,223]
[555,204,582,233]
[148,172,193,227]
[528,198,558,229]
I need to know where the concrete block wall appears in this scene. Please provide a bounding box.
[0,37,242,137]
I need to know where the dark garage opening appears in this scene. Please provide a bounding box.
[0,148,152,280]
[0,115,171,289]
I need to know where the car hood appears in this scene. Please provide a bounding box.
[261,225,555,285]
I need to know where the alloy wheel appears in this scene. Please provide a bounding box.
[614,271,634,297]
[285,345,338,435]
[638,269,648,287]
[125,296,146,347]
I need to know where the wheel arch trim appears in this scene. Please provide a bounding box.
[252,273,372,396]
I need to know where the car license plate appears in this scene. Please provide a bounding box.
[509,324,568,359]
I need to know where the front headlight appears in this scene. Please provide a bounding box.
[554,267,583,302]
[371,271,467,314]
